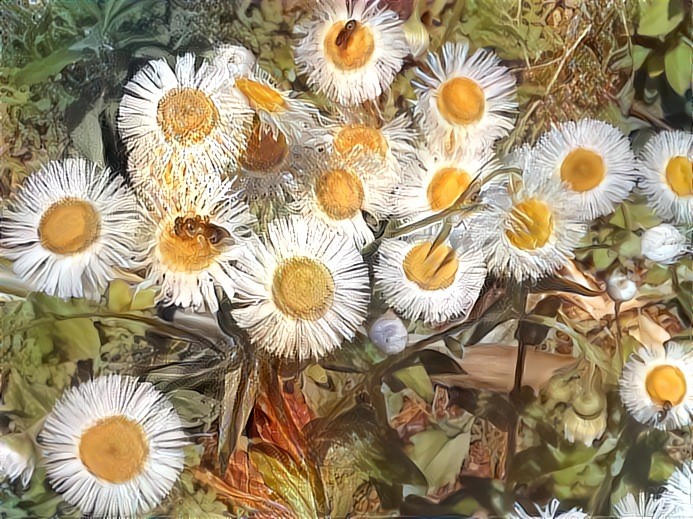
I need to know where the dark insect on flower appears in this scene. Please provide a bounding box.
[336,19,357,49]
[173,215,231,244]
[656,400,673,424]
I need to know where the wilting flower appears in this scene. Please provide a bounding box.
[230,215,370,360]
[527,119,637,221]
[294,0,408,105]
[414,42,517,150]
[39,375,187,518]
[0,158,148,300]
[619,342,693,430]
[0,432,36,486]
[638,130,693,224]
[640,224,689,264]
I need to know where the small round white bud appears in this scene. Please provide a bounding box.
[368,310,408,355]
[641,224,688,264]
[606,270,637,302]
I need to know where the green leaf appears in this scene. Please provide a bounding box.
[409,430,472,489]
[70,105,105,168]
[52,318,100,362]
[637,0,684,37]
[393,365,435,403]
[665,41,693,95]
[593,248,618,270]
[632,45,652,70]
[649,451,676,481]
[12,47,84,86]
[1,369,60,427]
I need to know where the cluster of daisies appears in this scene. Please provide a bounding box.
[0,0,691,516]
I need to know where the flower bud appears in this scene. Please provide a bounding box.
[369,310,408,355]
[641,224,688,264]
[606,270,637,302]
[213,44,256,78]
[564,406,607,447]
[0,433,35,486]
[402,12,429,58]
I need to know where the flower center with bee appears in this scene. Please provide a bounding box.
[403,241,459,291]
[560,148,606,192]
[437,77,486,126]
[334,125,388,159]
[505,198,554,251]
[665,156,692,197]
[272,257,335,320]
[157,88,220,146]
[235,78,287,114]
[324,19,375,71]
[79,415,149,484]
[158,215,229,272]
[646,365,687,407]
[39,198,101,255]
[427,167,473,211]
[241,118,290,172]
[315,168,365,220]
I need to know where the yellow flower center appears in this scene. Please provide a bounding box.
[324,21,375,71]
[272,257,335,320]
[560,148,606,192]
[665,156,693,197]
[39,198,100,255]
[315,168,364,220]
[403,241,459,291]
[242,119,289,172]
[333,125,388,158]
[79,415,149,483]
[157,88,219,146]
[427,167,473,211]
[157,217,221,272]
[505,198,554,251]
[646,364,687,406]
[235,77,287,113]
[436,77,485,126]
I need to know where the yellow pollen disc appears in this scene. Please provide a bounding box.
[79,415,149,483]
[560,148,606,192]
[158,220,220,272]
[646,364,687,406]
[505,198,554,251]
[315,168,364,220]
[436,77,485,126]
[242,120,289,172]
[39,198,100,255]
[157,88,219,146]
[427,167,473,211]
[665,156,693,197]
[334,126,388,158]
[272,257,335,320]
[324,21,375,71]
[403,241,459,291]
[235,78,287,113]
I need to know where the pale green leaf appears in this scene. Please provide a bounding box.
[637,0,684,37]
[665,41,693,95]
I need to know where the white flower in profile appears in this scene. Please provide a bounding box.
[660,460,693,517]
[414,42,517,150]
[613,492,662,518]
[0,432,36,487]
[294,0,408,105]
[640,224,690,264]
[638,130,692,224]
[38,375,187,518]
[511,498,588,519]
[0,158,148,300]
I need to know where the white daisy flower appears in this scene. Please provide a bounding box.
[308,109,418,182]
[143,178,254,312]
[511,498,588,519]
[469,178,587,281]
[396,144,501,220]
[638,130,693,224]
[230,215,370,360]
[212,43,256,78]
[294,150,397,248]
[0,158,147,300]
[527,119,638,220]
[294,0,408,106]
[414,42,517,150]
[118,53,252,193]
[614,492,662,518]
[661,460,693,518]
[619,342,693,430]
[374,228,486,324]
[38,375,187,518]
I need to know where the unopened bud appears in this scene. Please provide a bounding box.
[641,224,688,264]
[369,310,408,355]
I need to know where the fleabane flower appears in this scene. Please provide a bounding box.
[511,498,588,519]
[0,433,35,486]
[614,492,662,518]
[294,0,408,105]
[414,42,517,150]
[527,119,638,220]
[638,130,693,224]
[0,158,148,300]
[660,460,693,517]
